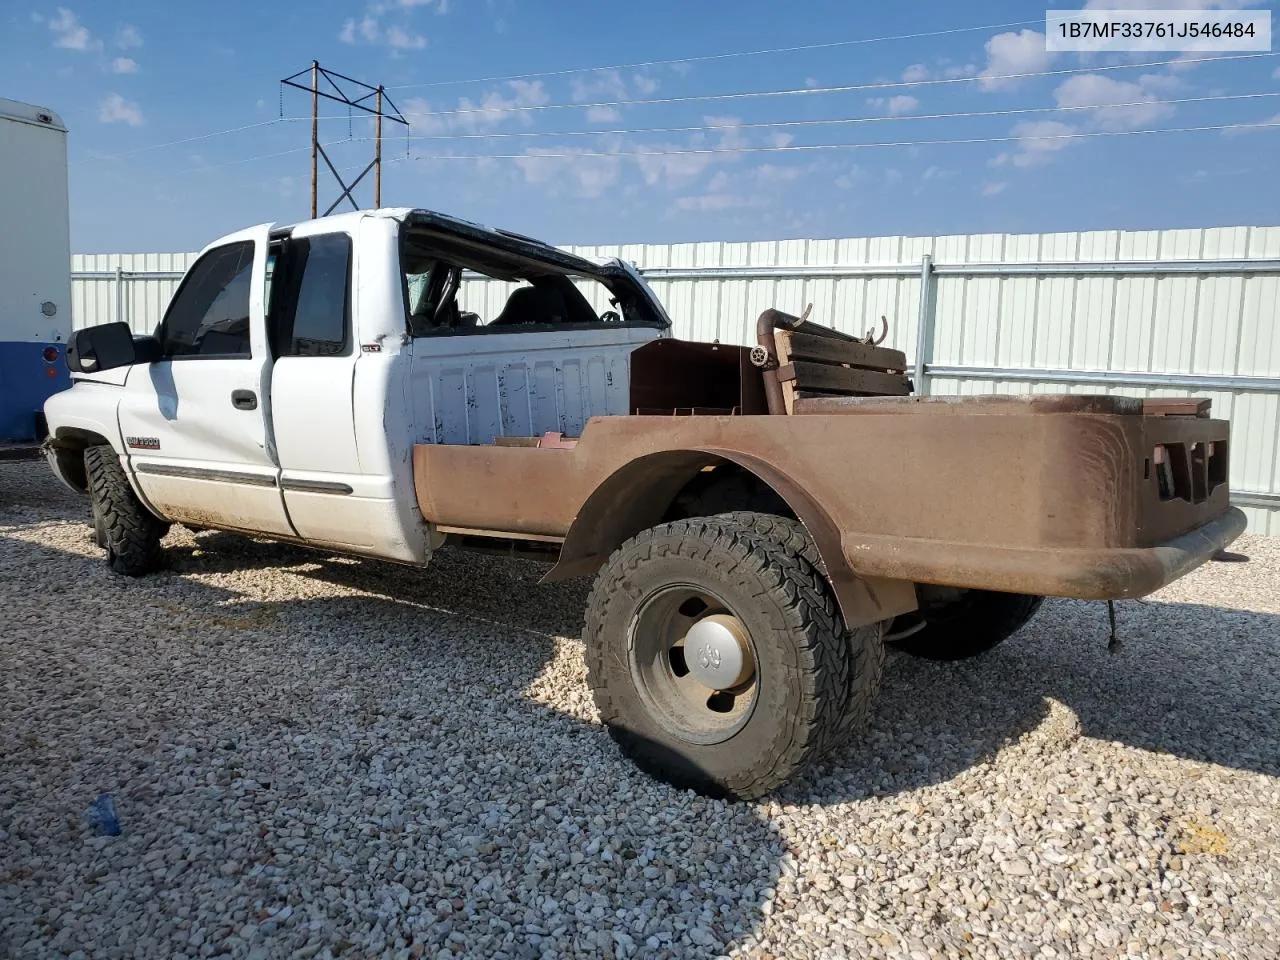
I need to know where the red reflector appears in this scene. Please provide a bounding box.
[42,346,59,363]
[46,367,58,378]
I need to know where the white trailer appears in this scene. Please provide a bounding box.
[0,97,71,448]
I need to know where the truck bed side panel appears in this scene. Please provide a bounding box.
[412,407,1241,600]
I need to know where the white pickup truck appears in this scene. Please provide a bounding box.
[44,207,1244,799]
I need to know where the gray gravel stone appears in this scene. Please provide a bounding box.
[1,460,1278,959]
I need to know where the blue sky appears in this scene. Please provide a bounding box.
[2,1,1278,252]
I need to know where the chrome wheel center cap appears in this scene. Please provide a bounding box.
[683,614,754,690]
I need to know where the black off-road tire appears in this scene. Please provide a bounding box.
[890,590,1044,661]
[583,515,879,799]
[90,496,107,548]
[84,445,169,576]
[706,511,883,741]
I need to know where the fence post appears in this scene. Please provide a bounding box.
[114,266,124,329]
[913,254,935,396]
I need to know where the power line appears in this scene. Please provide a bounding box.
[378,91,1280,143]
[385,17,1045,90]
[137,92,1280,176]
[180,141,352,173]
[391,119,1280,162]
[402,51,1280,121]
[89,119,289,160]
[83,52,1278,163]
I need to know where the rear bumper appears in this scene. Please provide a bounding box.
[841,506,1248,600]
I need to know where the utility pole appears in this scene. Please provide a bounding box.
[309,61,318,219]
[280,62,407,219]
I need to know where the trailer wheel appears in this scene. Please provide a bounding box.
[888,589,1044,661]
[84,445,169,576]
[583,515,879,800]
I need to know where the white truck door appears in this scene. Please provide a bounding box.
[266,224,368,547]
[116,225,294,536]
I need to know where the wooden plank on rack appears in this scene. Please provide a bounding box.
[778,330,906,371]
[776,361,911,396]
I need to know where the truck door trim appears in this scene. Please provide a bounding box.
[134,462,279,487]
[279,477,354,495]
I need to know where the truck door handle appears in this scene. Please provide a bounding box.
[231,389,258,411]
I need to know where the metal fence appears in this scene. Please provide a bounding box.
[71,225,1280,533]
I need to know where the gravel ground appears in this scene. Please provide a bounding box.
[1,459,1278,960]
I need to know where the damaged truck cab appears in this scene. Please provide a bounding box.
[43,208,1246,799]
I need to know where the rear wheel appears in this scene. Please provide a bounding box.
[888,588,1043,661]
[84,445,169,576]
[584,515,880,799]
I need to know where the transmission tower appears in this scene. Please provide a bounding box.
[280,61,409,218]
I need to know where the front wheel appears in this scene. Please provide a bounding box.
[84,445,169,576]
[888,588,1044,661]
[584,515,880,799]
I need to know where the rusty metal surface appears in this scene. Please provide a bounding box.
[629,339,766,415]
[1142,397,1213,417]
[752,310,795,416]
[413,400,1241,615]
[792,394,1158,416]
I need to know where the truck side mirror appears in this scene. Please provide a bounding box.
[67,322,161,373]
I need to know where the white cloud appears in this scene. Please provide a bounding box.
[635,147,723,187]
[979,30,1054,91]
[340,16,380,43]
[981,181,1009,196]
[901,63,929,83]
[571,70,628,103]
[48,8,98,51]
[670,192,764,213]
[752,163,804,184]
[404,80,551,135]
[866,94,919,116]
[1054,73,1174,131]
[109,56,137,74]
[386,24,427,49]
[921,166,955,181]
[991,120,1076,167]
[943,63,977,79]
[98,92,143,126]
[115,24,142,49]
[884,168,904,184]
[586,105,621,123]
[1273,66,1280,80]
[834,164,867,189]
[515,147,622,198]
[633,73,659,95]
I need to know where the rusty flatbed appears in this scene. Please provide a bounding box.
[413,394,1243,626]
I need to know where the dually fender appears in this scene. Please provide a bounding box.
[545,446,918,628]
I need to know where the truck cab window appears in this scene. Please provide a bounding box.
[161,241,254,358]
[276,234,352,357]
